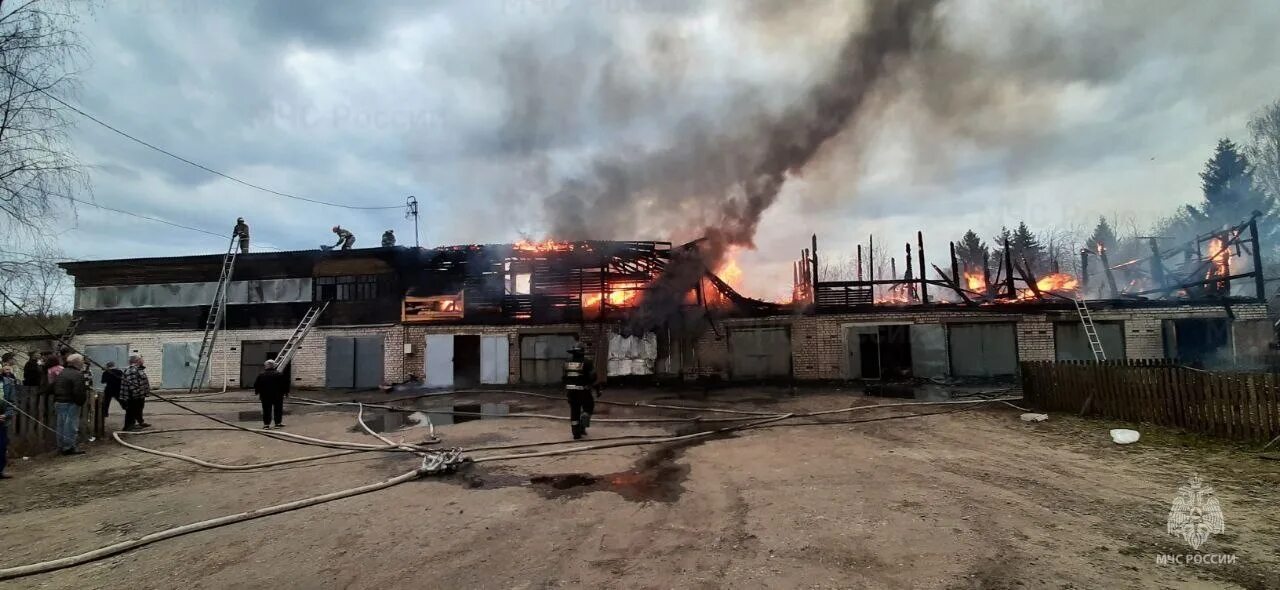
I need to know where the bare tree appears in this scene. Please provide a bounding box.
[0,0,85,235]
[1247,99,1280,203]
[0,244,70,317]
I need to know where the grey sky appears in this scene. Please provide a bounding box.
[45,0,1280,300]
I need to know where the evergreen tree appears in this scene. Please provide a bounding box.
[1010,222,1048,273]
[1185,138,1276,239]
[955,230,988,274]
[1086,216,1118,253]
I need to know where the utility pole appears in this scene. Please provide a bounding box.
[406,195,420,248]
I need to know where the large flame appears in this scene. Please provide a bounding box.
[716,256,743,289]
[584,281,644,310]
[1017,272,1080,299]
[1206,237,1231,279]
[514,239,574,253]
[962,271,986,291]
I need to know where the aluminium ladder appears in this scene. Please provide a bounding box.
[273,300,330,371]
[58,316,82,347]
[188,236,240,391]
[1073,297,1106,361]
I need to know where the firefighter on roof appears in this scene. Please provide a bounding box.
[331,226,355,250]
[562,343,597,440]
[233,217,250,253]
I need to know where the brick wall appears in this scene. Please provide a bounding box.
[1016,316,1055,361]
[72,325,403,389]
[403,323,605,384]
[686,302,1272,380]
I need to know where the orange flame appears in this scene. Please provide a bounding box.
[1017,272,1080,299]
[514,239,574,253]
[962,271,986,291]
[584,281,644,310]
[716,256,743,289]
[1206,237,1231,279]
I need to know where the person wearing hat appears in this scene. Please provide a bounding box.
[233,217,250,253]
[381,229,396,247]
[561,342,597,440]
[331,226,355,250]
[253,358,290,429]
[120,354,152,431]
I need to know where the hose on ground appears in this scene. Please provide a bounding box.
[0,396,1018,580]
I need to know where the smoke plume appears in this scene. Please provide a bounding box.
[542,0,942,268]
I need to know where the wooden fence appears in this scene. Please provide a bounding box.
[8,387,106,455]
[1021,360,1280,442]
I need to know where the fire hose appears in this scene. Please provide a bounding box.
[0,395,1021,581]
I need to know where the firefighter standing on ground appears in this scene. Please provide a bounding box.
[233,217,250,253]
[332,226,355,250]
[562,344,598,440]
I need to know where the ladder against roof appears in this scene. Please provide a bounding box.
[59,316,82,347]
[274,301,329,371]
[1073,297,1106,361]
[188,236,240,391]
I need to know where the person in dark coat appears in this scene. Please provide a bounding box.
[100,361,125,418]
[52,354,88,455]
[561,344,598,440]
[22,351,41,387]
[253,359,290,429]
[233,217,250,253]
[1,360,17,477]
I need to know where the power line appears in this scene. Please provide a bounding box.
[2,66,403,211]
[54,193,283,251]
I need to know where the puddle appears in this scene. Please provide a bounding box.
[865,383,951,402]
[425,402,511,426]
[458,431,725,503]
[351,403,513,432]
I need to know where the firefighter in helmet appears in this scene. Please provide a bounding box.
[562,342,597,439]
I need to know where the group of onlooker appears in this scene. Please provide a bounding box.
[0,347,153,478]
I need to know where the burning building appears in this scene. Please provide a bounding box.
[52,239,769,389]
[47,214,1273,389]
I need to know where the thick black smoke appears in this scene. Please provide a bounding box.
[544,0,941,269]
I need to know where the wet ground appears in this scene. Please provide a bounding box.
[2,385,1278,589]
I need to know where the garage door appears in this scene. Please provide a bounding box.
[948,323,1017,377]
[729,327,791,380]
[83,344,129,374]
[1054,322,1125,361]
[240,340,287,387]
[325,336,385,388]
[161,342,207,389]
[520,334,577,384]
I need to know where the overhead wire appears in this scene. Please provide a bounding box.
[2,67,403,211]
[53,194,286,251]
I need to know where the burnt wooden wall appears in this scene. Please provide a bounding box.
[65,248,411,333]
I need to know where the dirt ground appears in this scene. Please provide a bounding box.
[2,385,1278,589]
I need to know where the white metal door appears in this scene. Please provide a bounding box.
[424,334,454,388]
[480,335,509,385]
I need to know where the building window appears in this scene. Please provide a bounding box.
[316,275,383,301]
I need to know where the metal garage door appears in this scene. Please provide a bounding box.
[480,335,510,384]
[424,334,454,388]
[83,344,129,374]
[325,336,385,388]
[520,334,577,384]
[240,340,287,387]
[161,342,206,389]
[1054,322,1125,361]
[729,327,791,380]
[948,323,1017,377]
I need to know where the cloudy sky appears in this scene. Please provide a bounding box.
[41,0,1280,300]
